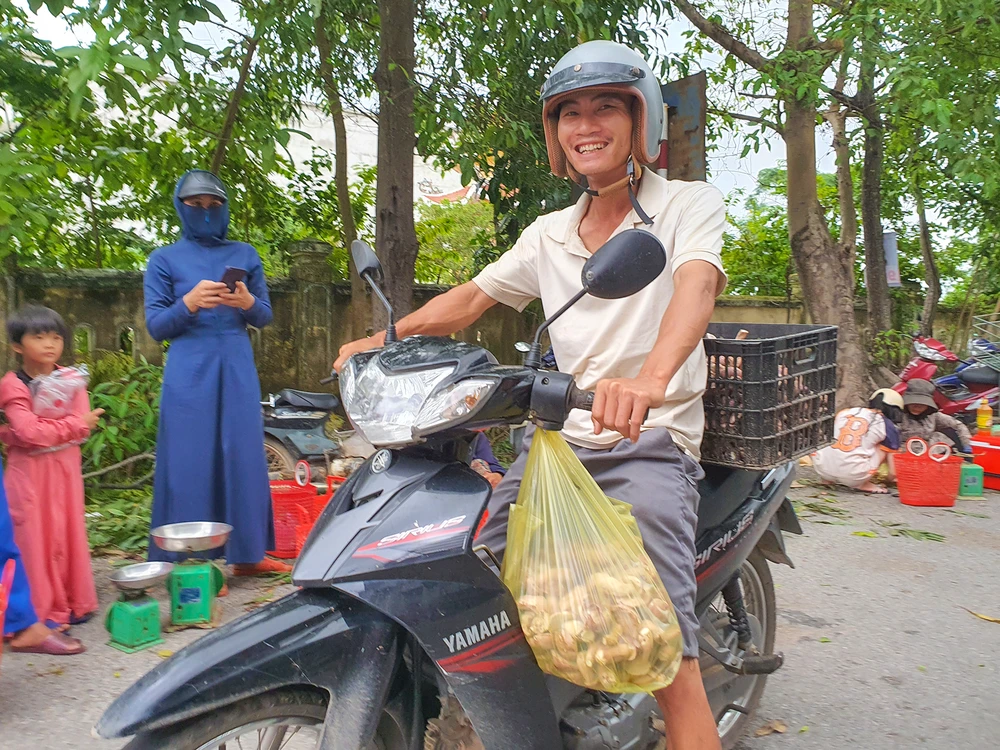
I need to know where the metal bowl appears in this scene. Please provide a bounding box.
[150,522,233,553]
[110,561,174,591]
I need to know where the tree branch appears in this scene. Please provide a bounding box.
[671,0,772,72]
[708,107,784,135]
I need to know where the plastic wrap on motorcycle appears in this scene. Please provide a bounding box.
[95,589,398,746]
[296,451,564,749]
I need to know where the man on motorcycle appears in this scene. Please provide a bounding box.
[335,40,726,750]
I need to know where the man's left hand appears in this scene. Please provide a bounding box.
[591,375,666,443]
[220,280,255,311]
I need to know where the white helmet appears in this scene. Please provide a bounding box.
[540,41,664,182]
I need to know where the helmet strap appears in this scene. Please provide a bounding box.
[577,157,654,226]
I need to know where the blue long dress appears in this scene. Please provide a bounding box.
[1,461,39,636]
[144,175,274,563]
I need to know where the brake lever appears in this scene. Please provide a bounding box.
[320,371,338,385]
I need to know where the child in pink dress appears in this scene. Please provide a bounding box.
[0,305,104,636]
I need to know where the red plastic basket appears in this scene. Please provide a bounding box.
[267,480,320,559]
[894,451,962,507]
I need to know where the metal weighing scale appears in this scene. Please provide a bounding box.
[105,561,173,653]
[150,522,232,629]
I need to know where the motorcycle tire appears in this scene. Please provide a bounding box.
[121,688,403,750]
[711,549,776,750]
[264,435,296,478]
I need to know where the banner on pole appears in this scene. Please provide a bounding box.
[884,230,902,288]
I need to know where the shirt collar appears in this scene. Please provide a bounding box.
[545,171,670,250]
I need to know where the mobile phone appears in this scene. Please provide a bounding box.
[221,266,248,293]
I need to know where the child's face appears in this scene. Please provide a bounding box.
[907,403,930,416]
[13,330,64,367]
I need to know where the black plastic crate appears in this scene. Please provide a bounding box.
[701,323,837,469]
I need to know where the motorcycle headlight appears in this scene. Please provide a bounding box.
[339,355,454,446]
[414,378,497,436]
[914,340,948,361]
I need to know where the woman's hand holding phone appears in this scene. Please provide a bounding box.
[220,281,255,310]
[183,280,229,312]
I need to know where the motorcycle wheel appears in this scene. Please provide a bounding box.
[264,436,296,477]
[700,549,776,749]
[121,688,405,750]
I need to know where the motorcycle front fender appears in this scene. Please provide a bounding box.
[95,589,399,746]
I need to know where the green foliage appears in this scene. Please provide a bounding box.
[85,489,152,553]
[83,356,162,486]
[414,200,494,284]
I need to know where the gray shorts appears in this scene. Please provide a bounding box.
[477,426,703,658]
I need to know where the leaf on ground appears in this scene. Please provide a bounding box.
[819,637,832,643]
[917,665,927,672]
[799,726,810,734]
[157,649,173,658]
[852,530,879,538]
[37,666,65,677]
[754,720,788,737]
[962,607,1000,624]
[877,522,945,542]
[790,481,805,489]
[113,671,121,678]
[946,508,990,518]
[799,501,851,518]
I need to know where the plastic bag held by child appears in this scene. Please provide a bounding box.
[503,429,683,693]
[29,365,89,418]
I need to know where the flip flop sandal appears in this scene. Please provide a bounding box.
[10,633,86,656]
[45,619,71,633]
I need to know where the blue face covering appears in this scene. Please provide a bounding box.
[172,170,231,246]
[177,202,230,244]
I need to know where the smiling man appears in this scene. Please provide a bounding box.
[335,41,726,749]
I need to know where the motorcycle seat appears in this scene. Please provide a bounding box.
[957,364,1000,386]
[275,389,340,410]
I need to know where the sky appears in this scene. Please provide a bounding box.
[23,2,838,205]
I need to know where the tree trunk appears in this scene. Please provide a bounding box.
[913,180,939,337]
[784,0,869,406]
[373,0,418,328]
[858,31,891,337]
[315,12,368,338]
[824,106,857,252]
[210,37,258,175]
[84,177,102,268]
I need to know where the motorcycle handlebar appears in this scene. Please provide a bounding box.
[320,371,338,385]
[568,386,595,412]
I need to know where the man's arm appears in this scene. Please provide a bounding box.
[333,282,498,371]
[591,260,720,443]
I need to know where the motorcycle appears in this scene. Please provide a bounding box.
[96,231,802,750]
[893,335,1000,423]
[262,388,342,477]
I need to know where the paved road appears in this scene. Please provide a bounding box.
[2,481,998,749]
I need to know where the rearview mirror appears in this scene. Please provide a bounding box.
[351,240,384,283]
[581,229,666,299]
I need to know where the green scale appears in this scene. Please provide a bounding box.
[151,522,233,629]
[105,562,173,653]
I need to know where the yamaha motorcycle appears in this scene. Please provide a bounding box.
[96,232,802,750]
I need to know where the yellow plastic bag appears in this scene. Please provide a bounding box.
[503,428,683,693]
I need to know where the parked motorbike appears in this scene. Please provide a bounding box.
[893,335,1000,423]
[96,231,801,750]
[262,389,342,477]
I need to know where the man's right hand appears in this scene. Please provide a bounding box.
[183,280,229,313]
[334,332,386,373]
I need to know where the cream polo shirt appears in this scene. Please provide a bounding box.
[472,172,727,457]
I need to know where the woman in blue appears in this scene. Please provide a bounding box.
[144,170,289,575]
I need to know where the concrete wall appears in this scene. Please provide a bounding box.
[0,248,967,392]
